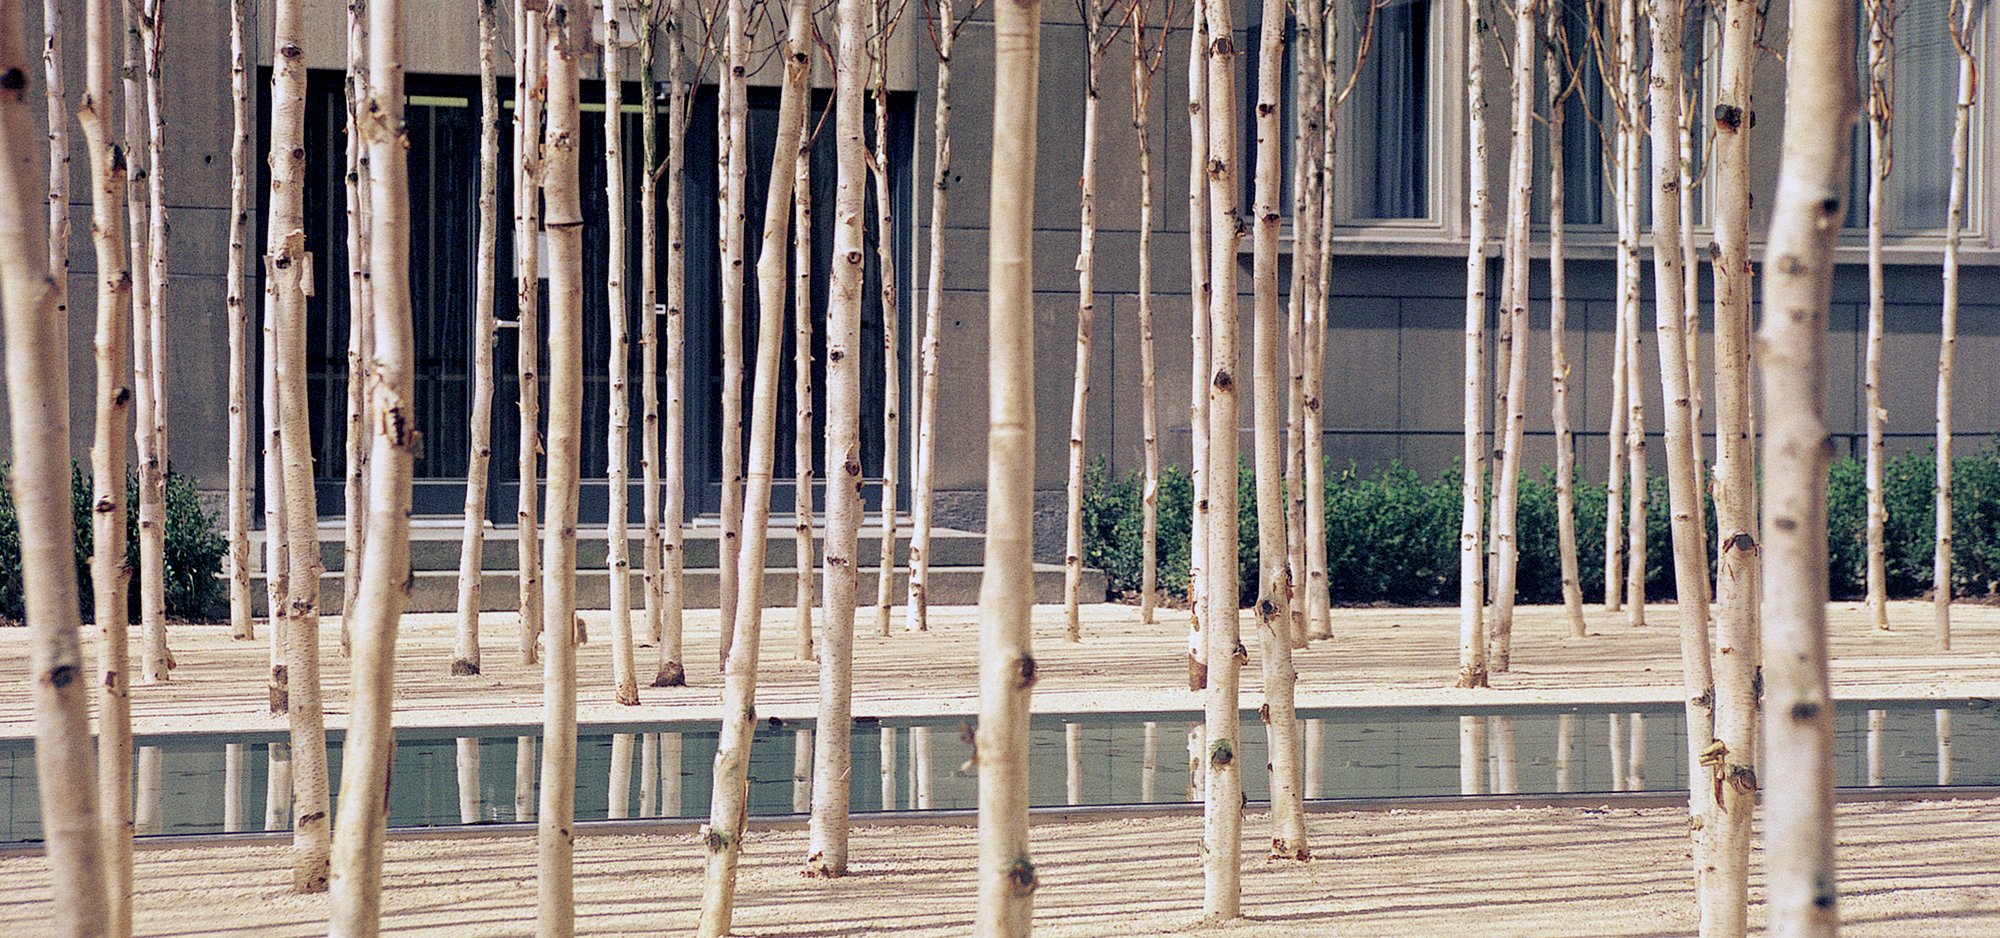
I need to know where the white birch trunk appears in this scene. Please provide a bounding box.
[1862,0,1891,631]
[794,142,816,656]
[1546,7,1586,637]
[1456,0,1489,689]
[267,0,331,890]
[640,3,664,651]
[2,7,108,928]
[1287,0,1326,644]
[605,1,638,706]
[905,0,957,634]
[654,1,689,687]
[327,0,418,923]
[1204,0,1246,913]
[535,6,586,931]
[1251,0,1305,859]
[224,0,254,644]
[1185,10,1210,691]
[515,0,545,666]
[1487,0,1536,672]
[716,0,748,669]
[870,0,901,638]
[123,2,168,685]
[79,0,135,921]
[976,0,1040,926]
[1135,6,1161,627]
[697,3,812,928]
[339,0,371,659]
[454,0,502,677]
[136,0,171,683]
[1619,0,1647,629]
[805,0,870,878]
[1935,1,1976,652]
[1063,0,1105,645]
[1758,2,1853,928]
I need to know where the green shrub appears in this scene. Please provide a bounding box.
[0,462,226,623]
[1084,443,2000,607]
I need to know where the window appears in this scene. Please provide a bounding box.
[1339,0,1433,222]
[1848,1,1981,232]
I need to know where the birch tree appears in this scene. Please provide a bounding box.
[1251,0,1306,858]
[124,0,169,683]
[534,3,586,931]
[1203,0,1247,913]
[79,0,135,922]
[794,114,815,656]
[1546,5,1586,636]
[1286,0,1324,644]
[453,0,503,677]
[1617,0,1645,628]
[907,0,972,633]
[1758,3,1853,932]
[699,7,812,929]
[328,0,419,924]
[1707,0,1763,929]
[977,0,1041,926]
[807,0,870,877]
[1184,5,1209,690]
[716,0,749,669]
[653,0,694,687]
[340,0,372,657]
[1935,0,1977,652]
[1455,0,1490,689]
[1644,0,1728,928]
[2,4,108,931]
[267,0,332,890]
[605,0,639,706]
[1063,0,1108,644]
[225,0,253,644]
[1862,0,1891,630]
[1486,0,1537,672]
[516,0,546,666]
[870,0,904,637]
[641,0,665,658]
[1132,0,1170,626]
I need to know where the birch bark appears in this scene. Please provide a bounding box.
[907,0,960,633]
[1455,0,1489,689]
[1935,1,1977,651]
[1063,0,1106,644]
[453,0,502,677]
[605,1,638,705]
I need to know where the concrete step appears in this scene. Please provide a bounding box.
[251,563,1102,616]
[255,521,989,573]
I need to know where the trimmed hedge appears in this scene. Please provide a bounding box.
[1084,445,2000,607]
[0,463,227,622]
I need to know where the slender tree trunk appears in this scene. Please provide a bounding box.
[225,0,254,644]
[977,0,1040,926]
[79,0,134,922]
[640,2,664,651]
[535,6,586,932]
[327,0,417,925]
[1677,85,1708,599]
[1487,0,1535,673]
[340,0,372,657]
[1644,1,1726,928]
[1546,7,1585,637]
[1708,1,1761,930]
[654,0,690,687]
[605,2,638,706]
[1135,6,1161,627]
[136,0,171,683]
[1935,1,1976,652]
[1758,6,1852,934]
[1455,0,1489,690]
[1184,9,1210,692]
[515,0,545,666]
[716,0,748,670]
[263,192,289,717]
[124,0,169,685]
[454,0,502,678]
[697,3,811,929]
[870,0,902,637]
[907,0,956,633]
[1203,0,1246,914]
[1251,0,1306,859]
[1062,0,1104,645]
[806,0,868,877]
[1606,284,1628,611]
[794,141,816,656]
[1619,0,1646,629]
[267,0,331,891]
[1862,0,1891,631]
[1286,0,1326,646]
[2,3,108,931]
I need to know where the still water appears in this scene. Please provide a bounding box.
[0,700,1990,843]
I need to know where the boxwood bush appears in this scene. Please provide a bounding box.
[0,462,226,623]
[1084,445,2000,607]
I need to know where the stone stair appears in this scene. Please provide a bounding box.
[249,518,1103,615]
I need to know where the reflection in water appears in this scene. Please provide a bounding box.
[791,729,812,813]
[12,701,1995,843]
[1554,714,1577,793]
[456,738,482,823]
[1185,724,1205,801]
[223,743,246,833]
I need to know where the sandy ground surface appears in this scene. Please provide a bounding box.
[3,600,1997,738]
[1,798,1995,935]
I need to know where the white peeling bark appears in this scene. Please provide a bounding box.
[1062,0,1105,645]
[653,0,689,688]
[1455,0,1489,689]
[869,0,902,638]
[1546,6,1585,637]
[794,142,816,656]
[1487,0,1535,672]
[515,0,545,667]
[339,0,372,659]
[715,0,748,669]
[605,1,638,706]
[1184,9,1210,691]
[454,0,502,678]
[1935,0,1976,652]
[906,0,958,634]
[1862,0,1891,631]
